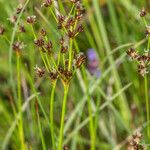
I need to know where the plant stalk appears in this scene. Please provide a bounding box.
[17,54,25,150]
[58,85,69,150]
[50,81,57,149]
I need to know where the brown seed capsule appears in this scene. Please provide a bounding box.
[27,15,36,24]
[40,28,47,37]
[140,8,146,17]
[19,25,26,33]
[57,15,65,29]
[34,66,45,77]
[60,37,64,45]
[68,30,76,38]
[8,15,17,24]
[145,25,150,36]
[74,52,86,68]
[63,145,69,150]
[76,12,83,20]
[70,0,79,3]
[16,4,24,14]
[138,55,150,66]
[64,69,72,79]
[0,25,5,35]
[45,41,53,54]
[12,41,25,54]
[41,0,52,7]
[126,48,139,60]
[77,25,84,33]
[128,131,144,150]
[58,66,64,74]
[65,18,75,29]
[138,65,148,77]
[49,70,59,81]
[34,38,45,47]
[61,46,68,53]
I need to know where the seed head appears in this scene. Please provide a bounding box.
[34,37,45,47]
[12,41,25,54]
[34,65,45,77]
[69,0,79,3]
[19,25,26,33]
[63,145,69,150]
[40,28,47,37]
[138,65,148,77]
[16,4,24,14]
[61,46,68,53]
[60,37,64,45]
[65,18,75,29]
[74,52,86,68]
[0,25,5,35]
[77,25,84,33]
[126,48,139,60]
[140,8,146,17]
[49,70,59,82]
[45,41,53,54]
[41,0,52,7]
[68,30,76,38]
[145,25,150,36]
[27,15,36,24]
[8,15,17,24]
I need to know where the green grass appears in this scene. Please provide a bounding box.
[0,0,150,150]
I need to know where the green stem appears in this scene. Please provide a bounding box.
[58,85,69,150]
[17,54,25,150]
[36,102,47,150]
[82,68,95,150]
[145,74,150,137]
[68,39,73,71]
[50,81,57,149]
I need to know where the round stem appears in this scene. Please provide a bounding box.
[50,81,57,149]
[58,85,69,150]
[145,75,150,137]
[17,54,25,150]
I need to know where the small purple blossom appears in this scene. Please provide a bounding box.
[87,48,101,77]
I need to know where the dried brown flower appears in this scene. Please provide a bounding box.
[140,8,146,17]
[74,52,86,68]
[76,24,84,33]
[27,15,36,24]
[16,4,24,14]
[34,38,45,47]
[41,0,52,7]
[19,25,26,33]
[49,70,59,82]
[138,65,148,77]
[128,131,145,150]
[40,28,47,37]
[8,15,17,24]
[13,41,25,54]
[126,48,139,60]
[45,41,53,54]
[0,25,5,35]
[34,66,45,77]
[61,46,68,53]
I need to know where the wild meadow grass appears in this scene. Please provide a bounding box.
[0,0,150,150]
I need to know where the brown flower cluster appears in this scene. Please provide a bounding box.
[29,0,86,85]
[12,41,25,55]
[126,48,150,77]
[128,131,146,150]
[0,25,5,35]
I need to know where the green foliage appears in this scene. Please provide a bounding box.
[0,0,150,150]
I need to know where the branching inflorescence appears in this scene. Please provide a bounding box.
[0,0,86,149]
[126,8,150,139]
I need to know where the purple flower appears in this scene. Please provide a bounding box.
[87,48,101,77]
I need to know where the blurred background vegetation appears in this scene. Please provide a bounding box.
[0,0,150,149]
